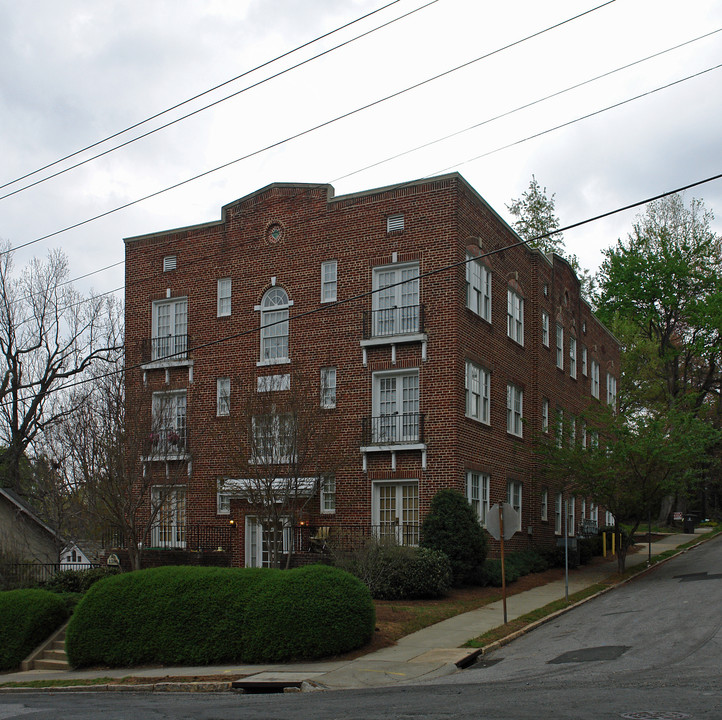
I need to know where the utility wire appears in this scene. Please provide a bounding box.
[0,1,618,258]
[5,168,722,404]
[0,0,441,202]
[7,29,721,318]
[0,0,410,192]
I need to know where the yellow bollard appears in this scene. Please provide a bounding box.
[612,532,616,555]
[603,532,607,557]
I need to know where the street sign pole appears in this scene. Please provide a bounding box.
[564,499,569,601]
[499,503,507,624]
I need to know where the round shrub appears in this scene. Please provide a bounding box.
[66,564,375,668]
[241,565,375,662]
[336,542,452,600]
[0,589,70,670]
[43,566,120,594]
[420,489,488,586]
[66,566,271,668]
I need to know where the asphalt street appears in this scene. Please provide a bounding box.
[2,535,720,719]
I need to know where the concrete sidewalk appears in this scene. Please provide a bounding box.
[0,529,712,692]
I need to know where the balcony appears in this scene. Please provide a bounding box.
[361,413,426,471]
[145,427,190,460]
[141,335,191,367]
[360,305,427,364]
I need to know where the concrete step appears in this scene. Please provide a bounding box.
[52,640,66,651]
[43,649,67,661]
[33,658,70,671]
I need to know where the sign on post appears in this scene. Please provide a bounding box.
[486,502,520,540]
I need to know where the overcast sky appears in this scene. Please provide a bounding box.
[1,0,721,300]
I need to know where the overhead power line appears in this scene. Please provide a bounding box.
[5,168,722,405]
[0,0,616,258]
[0,0,441,202]
[0,0,412,193]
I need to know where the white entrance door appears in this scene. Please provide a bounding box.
[373,482,419,545]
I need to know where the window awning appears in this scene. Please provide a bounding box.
[223,477,317,498]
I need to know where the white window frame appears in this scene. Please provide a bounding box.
[321,261,337,303]
[466,254,492,322]
[372,481,419,546]
[245,516,293,568]
[582,345,588,376]
[581,498,587,520]
[606,510,615,526]
[591,360,600,399]
[151,486,186,547]
[151,297,188,361]
[217,278,231,317]
[507,384,523,437]
[217,480,231,515]
[542,310,550,347]
[371,369,420,443]
[542,398,549,433]
[569,336,577,378]
[465,360,490,424]
[607,373,617,409]
[555,492,563,535]
[590,502,598,523]
[507,288,524,345]
[320,366,337,409]
[507,480,522,524]
[541,488,549,522]
[151,391,187,452]
[556,323,564,369]
[216,377,230,417]
[372,262,420,337]
[258,287,291,365]
[466,471,490,525]
[320,474,336,514]
[251,412,296,464]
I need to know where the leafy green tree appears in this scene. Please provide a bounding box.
[537,405,719,571]
[507,176,593,297]
[420,489,487,585]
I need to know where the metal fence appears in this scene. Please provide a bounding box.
[101,524,233,553]
[0,562,99,589]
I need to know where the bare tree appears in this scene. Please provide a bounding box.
[221,373,342,569]
[0,243,123,493]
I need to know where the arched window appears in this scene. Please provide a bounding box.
[260,287,290,362]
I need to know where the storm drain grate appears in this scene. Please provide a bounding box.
[231,680,304,694]
[620,712,690,719]
[548,645,630,664]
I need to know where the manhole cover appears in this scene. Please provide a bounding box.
[620,713,691,719]
[548,645,629,664]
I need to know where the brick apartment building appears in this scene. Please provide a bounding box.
[124,172,619,567]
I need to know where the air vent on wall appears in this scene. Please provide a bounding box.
[387,214,404,233]
[163,255,177,272]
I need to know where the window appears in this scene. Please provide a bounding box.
[321,261,337,303]
[581,498,587,520]
[556,408,563,448]
[581,419,587,448]
[607,373,617,409]
[320,475,336,514]
[507,289,524,344]
[257,374,291,392]
[569,336,577,378]
[606,510,614,526]
[151,392,187,453]
[582,345,588,376]
[590,429,599,449]
[371,370,420,443]
[372,262,420,337]
[541,488,548,521]
[556,324,564,369]
[591,360,600,398]
[251,413,296,464]
[555,492,563,534]
[507,480,522,522]
[465,360,490,424]
[245,516,293,567]
[217,480,231,515]
[567,496,575,535]
[387,214,404,232]
[507,384,523,437]
[542,398,549,433]
[216,378,230,416]
[542,310,550,347]
[163,255,177,272]
[466,255,492,321]
[569,415,576,447]
[590,502,598,523]
[320,367,337,409]
[151,487,186,547]
[217,278,231,317]
[467,471,490,525]
[152,297,188,361]
[260,287,290,363]
[373,482,419,546]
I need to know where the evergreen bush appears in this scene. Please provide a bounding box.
[43,566,120,594]
[419,489,488,585]
[0,589,70,671]
[241,565,375,662]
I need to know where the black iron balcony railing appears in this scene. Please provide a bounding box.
[361,413,425,446]
[147,426,189,456]
[141,334,190,363]
[295,523,421,552]
[362,304,424,340]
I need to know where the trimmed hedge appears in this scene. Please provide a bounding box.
[43,566,120,594]
[335,542,452,600]
[420,489,488,586]
[241,565,376,662]
[0,589,70,670]
[480,549,550,587]
[66,565,374,668]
